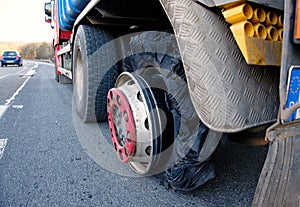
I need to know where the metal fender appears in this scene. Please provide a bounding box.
[158,0,279,132]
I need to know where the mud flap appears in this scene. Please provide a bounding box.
[159,0,280,133]
[252,123,300,207]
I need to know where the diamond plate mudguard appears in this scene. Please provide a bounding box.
[159,0,279,133]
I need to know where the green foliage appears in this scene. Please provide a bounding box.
[0,42,53,59]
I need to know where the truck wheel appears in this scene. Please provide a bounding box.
[73,25,118,122]
[107,71,174,175]
[107,31,221,179]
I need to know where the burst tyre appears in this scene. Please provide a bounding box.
[106,31,221,179]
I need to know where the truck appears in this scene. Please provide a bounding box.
[44,0,300,206]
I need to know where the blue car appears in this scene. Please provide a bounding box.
[1,50,23,67]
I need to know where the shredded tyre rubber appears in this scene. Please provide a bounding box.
[122,31,218,192]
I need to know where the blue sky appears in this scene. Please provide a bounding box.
[0,0,54,42]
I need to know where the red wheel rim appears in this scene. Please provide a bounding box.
[107,88,136,163]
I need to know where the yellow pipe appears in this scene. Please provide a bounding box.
[252,8,266,23]
[253,23,267,39]
[221,1,247,10]
[278,15,283,28]
[223,3,253,24]
[278,28,283,41]
[265,11,278,26]
[230,20,254,37]
[266,26,279,41]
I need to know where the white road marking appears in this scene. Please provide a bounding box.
[5,75,32,106]
[0,105,9,119]
[0,67,28,80]
[23,69,36,77]
[33,62,39,68]
[0,68,36,120]
[0,139,8,160]
[12,105,24,109]
[0,66,37,159]
[0,74,10,80]
[37,62,53,66]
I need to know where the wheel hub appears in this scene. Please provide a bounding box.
[107,88,136,163]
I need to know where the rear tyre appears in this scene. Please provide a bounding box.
[73,25,118,123]
[108,31,220,181]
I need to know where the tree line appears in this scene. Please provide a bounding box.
[0,42,53,60]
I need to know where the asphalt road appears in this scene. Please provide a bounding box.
[0,61,268,207]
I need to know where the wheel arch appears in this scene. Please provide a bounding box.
[70,0,173,68]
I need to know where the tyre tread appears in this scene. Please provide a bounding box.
[252,138,293,207]
[74,25,118,122]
